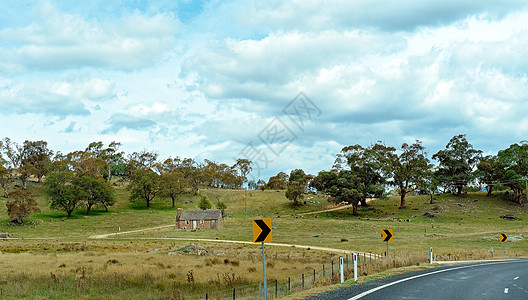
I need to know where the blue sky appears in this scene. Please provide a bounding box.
[2,0,528,180]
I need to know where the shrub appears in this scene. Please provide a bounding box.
[198,196,212,210]
[6,189,40,224]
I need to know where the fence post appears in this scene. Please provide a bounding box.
[323,264,325,277]
[302,273,305,288]
[288,277,290,293]
[275,280,278,298]
[339,256,344,283]
[353,253,358,281]
[430,247,433,264]
[331,260,334,275]
[233,288,235,300]
[313,269,316,284]
[206,293,208,300]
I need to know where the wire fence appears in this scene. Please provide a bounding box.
[173,246,525,299]
[175,251,431,299]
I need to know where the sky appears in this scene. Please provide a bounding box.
[2,0,528,181]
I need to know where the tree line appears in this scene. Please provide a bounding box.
[3,134,527,222]
[258,134,528,215]
[0,138,251,223]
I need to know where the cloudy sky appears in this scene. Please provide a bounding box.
[2,0,528,180]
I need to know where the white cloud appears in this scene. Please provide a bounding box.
[0,4,179,74]
[0,83,89,116]
[52,78,116,101]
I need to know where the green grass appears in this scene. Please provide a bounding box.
[0,181,527,298]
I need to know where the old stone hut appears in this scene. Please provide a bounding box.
[176,208,223,230]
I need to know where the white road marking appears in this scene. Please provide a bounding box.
[505,288,509,294]
[514,276,519,280]
[348,260,520,300]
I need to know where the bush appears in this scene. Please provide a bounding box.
[6,189,40,224]
[198,196,212,210]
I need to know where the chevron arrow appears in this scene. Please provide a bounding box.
[383,229,393,242]
[501,233,508,242]
[254,219,271,242]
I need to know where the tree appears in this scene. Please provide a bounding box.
[233,158,252,188]
[198,196,212,210]
[432,134,482,195]
[285,181,305,205]
[0,156,10,198]
[21,140,53,183]
[312,170,364,215]
[476,155,502,196]
[335,144,386,206]
[126,150,158,177]
[159,171,188,208]
[179,158,201,194]
[6,189,40,224]
[128,169,160,208]
[0,138,20,197]
[497,142,528,205]
[375,141,431,209]
[85,141,124,181]
[66,150,107,178]
[44,171,80,217]
[289,169,308,185]
[78,175,115,214]
[216,201,227,217]
[265,172,289,190]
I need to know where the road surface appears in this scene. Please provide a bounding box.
[307,259,528,300]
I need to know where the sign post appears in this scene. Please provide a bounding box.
[353,253,358,281]
[339,256,344,283]
[500,233,508,256]
[382,229,393,264]
[253,218,272,300]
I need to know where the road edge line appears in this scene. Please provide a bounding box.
[348,260,520,300]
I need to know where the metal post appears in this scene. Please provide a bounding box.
[302,273,304,288]
[323,264,325,277]
[339,256,344,283]
[262,243,268,300]
[259,283,261,300]
[233,288,235,300]
[430,247,433,264]
[288,277,290,293]
[275,280,277,298]
[313,269,316,284]
[206,293,208,300]
[503,243,506,256]
[353,253,358,281]
[331,260,334,275]
[386,242,389,264]
[491,247,494,258]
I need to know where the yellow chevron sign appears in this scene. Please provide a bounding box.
[500,233,508,243]
[382,229,393,242]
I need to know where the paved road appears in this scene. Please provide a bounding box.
[307,259,528,300]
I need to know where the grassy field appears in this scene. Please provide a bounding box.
[0,181,527,298]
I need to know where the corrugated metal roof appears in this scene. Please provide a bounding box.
[180,210,222,221]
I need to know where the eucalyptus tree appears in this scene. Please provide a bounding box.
[432,134,482,195]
